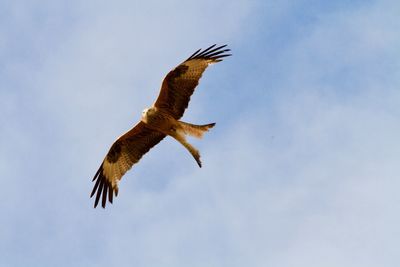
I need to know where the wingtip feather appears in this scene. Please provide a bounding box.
[94,178,104,208]
[187,44,231,62]
[102,181,108,208]
[90,175,101,198]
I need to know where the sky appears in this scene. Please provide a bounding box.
[1,0,400,266]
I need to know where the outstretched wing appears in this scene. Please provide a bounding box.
[91,121,165,208]
[154,44,231,119]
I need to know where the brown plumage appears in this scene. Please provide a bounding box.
[91,44,231,208]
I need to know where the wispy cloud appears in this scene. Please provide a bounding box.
[1,0,400,266]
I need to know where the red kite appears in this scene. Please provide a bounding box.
[91,44,231,208]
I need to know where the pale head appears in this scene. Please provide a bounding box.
[141,106,157,123]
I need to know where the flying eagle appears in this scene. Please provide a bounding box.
[90,44,231,208]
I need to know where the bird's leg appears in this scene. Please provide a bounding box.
[169,131,202,168]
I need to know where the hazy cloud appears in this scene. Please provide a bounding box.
[1,1,400,266]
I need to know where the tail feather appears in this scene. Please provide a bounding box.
[179,122,215,139]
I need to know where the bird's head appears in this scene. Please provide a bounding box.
[142,108,149,117]
[141,107,156,122]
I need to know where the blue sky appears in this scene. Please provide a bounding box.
[1,0,400,266]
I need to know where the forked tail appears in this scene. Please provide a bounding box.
[178,122,216,139]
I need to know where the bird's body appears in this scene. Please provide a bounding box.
[141,106,175,133]
[91,44,231,208]
[141,106,215,167]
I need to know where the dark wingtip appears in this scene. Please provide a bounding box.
[92,166,102,181]
[91,163,117,209]
[101,181,108,208]
[187,44,231,62]
[94,178,104,208]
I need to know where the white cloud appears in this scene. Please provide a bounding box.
[1,1,400,266]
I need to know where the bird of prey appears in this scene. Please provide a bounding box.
[90,44,231,208]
